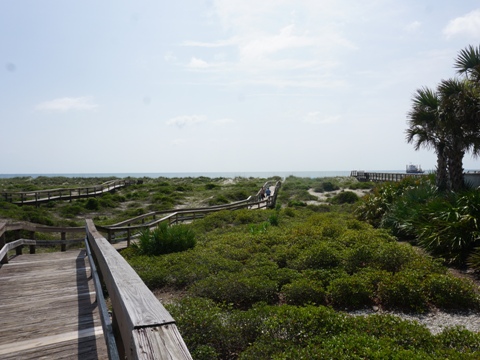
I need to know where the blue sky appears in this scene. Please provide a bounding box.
[1,1,480,174]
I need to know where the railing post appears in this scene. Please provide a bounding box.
[127,226,131,247]
[0,231,7,264]
[30,244,36,254]
[16,245,23,256]
[61,232,66,252]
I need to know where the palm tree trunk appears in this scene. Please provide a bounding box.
[448,147,465,192]
[435,144,449,191]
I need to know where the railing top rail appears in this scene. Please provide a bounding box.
[1,179,132,196]
[85,220,192,359]
[106,196,254,228]
[4,222,84,233]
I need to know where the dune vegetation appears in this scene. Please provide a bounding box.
[1,175,480,359]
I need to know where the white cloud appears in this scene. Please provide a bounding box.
[188,57,209,69]
[166,115,206,128]
[405,21,421,33]
[304,112,340,125]
[35,96,98,112]
[180,1,358,89]
[239,24,313,61]
[444,9,480,39]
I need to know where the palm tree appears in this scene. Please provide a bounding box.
[406,87,449,190]
[454,44,480,83]
[407,45,480,192]
[437,78,480,191]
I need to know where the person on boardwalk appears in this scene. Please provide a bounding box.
[259,187,265,200]
[266,187,271,198]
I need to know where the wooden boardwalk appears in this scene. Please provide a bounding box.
[0,249,108,359]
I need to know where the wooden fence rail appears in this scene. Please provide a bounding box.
[0,179,135,205]
[0,181,282,358]
[98,181,281,244]
[85,220,192,359]
[350,170,427,182]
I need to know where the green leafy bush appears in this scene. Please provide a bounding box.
[165,297,241,359]
[133,222,196,256]
[327,274,375,309]
[425,274,480,310]
[282,278,327,305]
[189,271,278,309]
[435,326,480,353]
[60,204,83,218]
[85,198,99,210]
[378,270,429,312]
[330,190,359,204]
[290,242,343,270]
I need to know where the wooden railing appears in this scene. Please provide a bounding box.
[350,170,427,182]
[0,238,36,264]
[98,181,281,245]
[1,179,136,205]
[86,220,192,359]
[0,181,282,358]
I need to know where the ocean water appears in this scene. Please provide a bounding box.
[0,170,407,179]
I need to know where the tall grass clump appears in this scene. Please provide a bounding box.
[132,222,196,256]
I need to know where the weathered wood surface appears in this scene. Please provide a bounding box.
[86,220,192,359]
[0,250,108,359]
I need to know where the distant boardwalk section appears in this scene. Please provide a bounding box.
[1,179,135,205]
[350,170,427,182]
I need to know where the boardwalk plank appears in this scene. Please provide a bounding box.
[0,249,108,359]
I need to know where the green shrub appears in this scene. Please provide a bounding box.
[375,242,415,274]
[85,198,99,210]
[271,334,431,360]
[330,191,359,204]
[235,209,257,224]
[282,278,327,305]
[226,189,249,201]
[415,190,480,266]
[378,270,429,312]
[344,244,376,274]
[133,222,196,256]
[327,274,375,309]
[425,274,480,310]
[283,208,295,217]
[268,213,279,226]
[322,181,339,192]
[291,242,343,270]
[435,325,480,353]
[208,195,229,206]
[205,183,218,190]
[287,200,307,207]
[21,207,54,226]
[352,314,435,352]
[60,204,83,218]
[189,271,278,309]
[165,297,242,359]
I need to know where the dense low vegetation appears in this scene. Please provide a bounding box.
[0,176,268,229]
[120,176,479,359]
[1,175,479,359]
[356,175,480,269]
